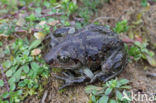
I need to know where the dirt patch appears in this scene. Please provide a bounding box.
[121,62,156,93]
[92,0,140,26]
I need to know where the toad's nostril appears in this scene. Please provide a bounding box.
[47,59,54,64]
[44,54,54,64]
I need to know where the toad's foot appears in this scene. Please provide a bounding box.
[90,72,104,83]
[54,73,88,89]
[90,67,124,83]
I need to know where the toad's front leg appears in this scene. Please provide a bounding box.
[54,73,88,89]
[90,50,127,83]
[54,67,94,89]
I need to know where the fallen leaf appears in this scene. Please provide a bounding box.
[36,21,47,30]
[135,35,142,43]
[0,19,9,24]
[39,21,46,26]
[16,14,25,26]
[146,55,156,67]
[31,48,41,56]
[121,37,134,44]
[128,30,134,39]
[34,32,45,40]
[48,20,59,26]
[0,34,9,39]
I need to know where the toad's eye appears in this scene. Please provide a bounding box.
[58,55,70,63]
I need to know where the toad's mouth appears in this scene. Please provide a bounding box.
[50,61,82,69]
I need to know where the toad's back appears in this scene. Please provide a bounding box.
[46,28,124,67]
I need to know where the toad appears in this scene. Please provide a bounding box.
[44,24,127,89]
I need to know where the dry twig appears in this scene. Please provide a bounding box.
[40,90,48,103]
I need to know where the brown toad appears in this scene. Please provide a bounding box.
[44,24,127,89]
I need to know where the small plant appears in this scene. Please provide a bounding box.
[125,41,154,61]
[0,22,16,36]
[113,20,128,34]
[0,42,2,47]
[77,0,105,25]
[82,0,101,12]
[141,0,148,7]
[61,0,78,16]
[85,78,131,103]
[141,0,156,7]
[0,39,49,102]
[114,19,155,64]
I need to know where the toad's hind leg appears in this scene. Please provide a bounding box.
[90,50,127,83]
[98,67,124,82]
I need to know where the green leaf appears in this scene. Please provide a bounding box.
[105,87,112,96]
[3,60,12,69]
[21,65,29,73]
[134,41,141,47]
[18,81,26,87]
[28,82,33,88]
[17,90,23,95]
[8,77,16,84]
[35,7,41,16]
[0,42,2,46]
[107,79,117,88]
[44,1,50,8]
[109,99,117,103]
[26,14,36,21]
[29,40,41,50]
[98,95,108,103]
[146,55,156,67]
[23,50,30,56]
[92,89,97,95]
[2,100,9,103]
[113,20,128,33]
[127,46,141,60]
[91,95,97,103]
[141,0,147,7]
[118,79,129,86]
[85,85,102,94]
[4,46,10,55]
[10,66,18,74]
[120,86,131,89]
[31,62,40,72]
[69,2,77,13]
[148,51,154,57]
[115,90,123,100]
[10,82,16,91]
[0,79,4,87]
[6,69,13,77]
[13,68,22,82]
[2,92,9,99]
